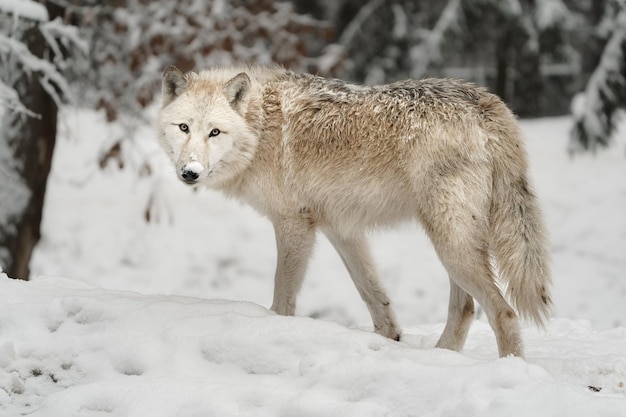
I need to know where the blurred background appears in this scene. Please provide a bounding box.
[1,0,625,328]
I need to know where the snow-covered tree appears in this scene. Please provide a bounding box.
[450,0,577,117]
[324,0,452,84]
[0,1,85,279]
[570,0,626,153]
[298,0,576,116]
[1,0,340,278]
[55,0,340,172]
[64,0,337,120]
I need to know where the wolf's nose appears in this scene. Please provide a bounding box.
[180,162,203,183]
[181,169,199,182]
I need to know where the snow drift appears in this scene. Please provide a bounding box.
[1,275,625,416]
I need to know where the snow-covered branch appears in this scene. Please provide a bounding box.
[409,0,461,79]
[0,0,48,22]
[40,17,89,69]
[569,7,626,153]
[0,75,39,117]
[0,33,72,109]
[0,5,86,116]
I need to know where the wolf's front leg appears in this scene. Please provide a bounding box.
[270,215,317,316]
[324,230,402,341]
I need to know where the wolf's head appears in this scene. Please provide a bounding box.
[157,66,259,188]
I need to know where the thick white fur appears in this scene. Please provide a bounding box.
[157,65,552,357]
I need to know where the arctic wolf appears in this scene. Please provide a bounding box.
[157,65,551,357]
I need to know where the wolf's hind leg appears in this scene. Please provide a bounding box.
[418,163,523,357]
[435,279,475,352]
[270,216,317,316]
[431,237,523,357]
[324,230,401,341]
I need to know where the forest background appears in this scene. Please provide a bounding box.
[0,0,625,279]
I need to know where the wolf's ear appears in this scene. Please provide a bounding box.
[162,66,188,106]
[223,72,251,113]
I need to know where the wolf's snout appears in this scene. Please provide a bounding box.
[181,169,199,182]
[180,162,204,184]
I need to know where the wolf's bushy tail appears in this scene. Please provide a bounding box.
[482,96,552,327]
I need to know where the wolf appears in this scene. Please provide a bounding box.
[156,65,551,357]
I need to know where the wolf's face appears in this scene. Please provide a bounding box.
[157,67,258,187]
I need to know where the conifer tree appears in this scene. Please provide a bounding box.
[570,2,626,153]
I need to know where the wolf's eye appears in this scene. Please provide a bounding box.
[209,128,221,138]
[179,123,189,133]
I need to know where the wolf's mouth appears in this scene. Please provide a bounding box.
[181,177,198,185]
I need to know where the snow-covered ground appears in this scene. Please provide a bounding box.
[1,108,625,415]
[1,276,625,416]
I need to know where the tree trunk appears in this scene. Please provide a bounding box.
[0,21,57,280]
[495,31,514,105]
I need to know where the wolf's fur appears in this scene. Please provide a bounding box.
[157,65,551,357]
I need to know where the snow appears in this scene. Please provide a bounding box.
[569,7,626,152]
[0,0,48,22]
[409,0,461,79]
[184,161,204,174]
[535,0,571,31]
[0,106,31,269]
[1,107,625,414]
[1,275,626,416]
[0,15,76,112]
[39,17,90,68]
[0,112,31,233]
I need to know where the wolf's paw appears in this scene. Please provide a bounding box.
[375,324,402,342]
